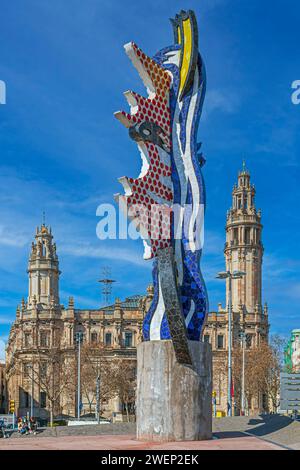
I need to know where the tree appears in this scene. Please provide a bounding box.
[212,354,227,410]
[233,335,285,414]
[20,349,75,426]
[266,335,286,411]
[80,342,114,417]
[110,360,136,422]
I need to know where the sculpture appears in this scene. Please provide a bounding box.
[115,10,208,367]
[115,9,212,442]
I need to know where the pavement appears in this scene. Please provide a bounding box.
[0,415,297,450]
[0,432,283,450]
[213,414,299,449]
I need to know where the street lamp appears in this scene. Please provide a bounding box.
[96,373,100,424]
[95,357,101,424]
[75,332,84,419]
[30,363,34,419]
[216,270,246,417]
[239,330,246,416]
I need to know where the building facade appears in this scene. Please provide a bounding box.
[202,165,269,415]
[0,362,6,413]
[284,330,300,372]
[5,165,270,420]
[5,224,152,421]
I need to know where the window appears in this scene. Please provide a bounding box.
[105,332,112,346]
[24,332,31,348]
[246,334,252,349]
[40,362,47,378]
[125,332,133,348]
[91,332,98,344]
[23,362,31,378]
[245,228,251,244]
[40,391,47,408]
[217,335,224,349]
[203,335,210,343]
[233,228,238,245]
[24,391,29,408]
[52,330,59,347]
[40,331,50,348]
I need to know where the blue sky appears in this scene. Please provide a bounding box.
[0,0,299,359]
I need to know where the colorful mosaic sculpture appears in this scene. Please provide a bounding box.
[115,10,208,365]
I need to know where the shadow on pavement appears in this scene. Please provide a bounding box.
[214,431,248,439]
[247,414,293,437]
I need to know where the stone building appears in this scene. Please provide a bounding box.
[5,165,270,420]
[202,164,269,415]
[0,362,6,413]
[5,224,152,421]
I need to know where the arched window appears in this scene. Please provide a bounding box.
[105,332,112,346]
[40,331,50,347]
[217,335,224,349]
[91,332,98,344]
[125,331,133,348]
[24,332,31,348]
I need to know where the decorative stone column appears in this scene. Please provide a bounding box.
[136,340,212,442]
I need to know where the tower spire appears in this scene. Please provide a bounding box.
[225,166,263,314]
[27,221,60,307]
[42,210,46,226]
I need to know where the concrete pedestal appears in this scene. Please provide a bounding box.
[136,340,212,442]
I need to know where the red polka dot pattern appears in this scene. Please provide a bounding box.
[117,42,173,258]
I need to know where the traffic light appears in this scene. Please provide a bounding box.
[9,400,15,413]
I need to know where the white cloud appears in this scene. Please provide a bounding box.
[60,241,148,268]
[60,290,100,309]
[203,89,240,118]
[287,283,300,300]
[0,337,7,362]
[0,225,28,248]
[0,315,14,325]
[203,230,224,256]
[263,253,300,281]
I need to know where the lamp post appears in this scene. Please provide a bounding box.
[95,357,101,424]
[239,330,246,415]
[30,363,34,418]
[96,374,100,424]
[216,270,246,417]
[75,332,84,419]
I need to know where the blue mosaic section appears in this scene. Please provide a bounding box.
[142,34,208,343]
[181,250,208,340]
[160,312,171,339]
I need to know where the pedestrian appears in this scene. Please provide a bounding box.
[17,417,23,433]
[0,418,8,438]
[29,416,37,435]
[20,417,29,435]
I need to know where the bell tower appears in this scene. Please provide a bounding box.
[27,223,60,307]
[224,163,264,314]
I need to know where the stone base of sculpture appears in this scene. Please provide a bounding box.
[136,340,212,442]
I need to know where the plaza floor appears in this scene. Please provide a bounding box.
[0,432,284,450]
[1,415,297,450]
